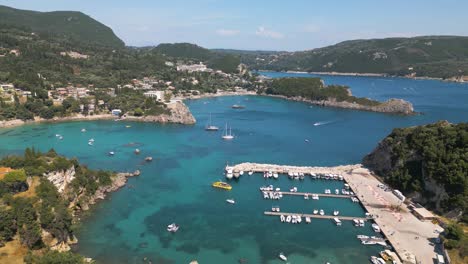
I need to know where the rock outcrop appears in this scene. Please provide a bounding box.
[122,101,196,125]
[44,166,75,193]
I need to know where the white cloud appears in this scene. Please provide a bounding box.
[216,29,240,36]
[255,26,284,39]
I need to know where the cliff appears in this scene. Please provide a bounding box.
[123,101,196,125]
[363,121,467,219]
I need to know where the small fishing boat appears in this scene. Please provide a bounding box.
[319,209,324,215]
[333,210,339,216]
[134,148,140,154]
[109,151,115,156]
[81,128,86,132]
[280,215,285,222]
[212,181,232,190]
[248,171,253,175]
[226,199,235,204]
[313,209,318,215]
[145,156,153,162]
[278,253,287,261]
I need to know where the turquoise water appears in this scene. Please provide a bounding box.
[0,73,467,263]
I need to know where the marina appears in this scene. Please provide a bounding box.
[229,162,443,264]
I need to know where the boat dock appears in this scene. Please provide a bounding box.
[262,190,355,199]
[227,162,360,176]
[264,211,368,221]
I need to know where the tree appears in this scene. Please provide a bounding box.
[0,208,16,243]
[24,250,85,264]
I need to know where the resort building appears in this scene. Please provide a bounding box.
[177,62,208,72]
[143,90,164,101]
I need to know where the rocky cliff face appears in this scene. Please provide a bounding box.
[44,166,75,193]
[123,101,196,125]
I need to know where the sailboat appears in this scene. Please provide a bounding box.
[205,113,219,131]
[222,123,234,140]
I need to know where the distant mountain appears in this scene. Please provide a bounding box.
[240,36,468,79]
[0,5,124,47]
[152,43,241,73]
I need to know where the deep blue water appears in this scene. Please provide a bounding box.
[0,72,467,264]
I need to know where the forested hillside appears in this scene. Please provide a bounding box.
[236,36,468,79]
[363,121,468,221]
[0,5,124,47]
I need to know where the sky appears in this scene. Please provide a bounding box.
[0,0,467,51]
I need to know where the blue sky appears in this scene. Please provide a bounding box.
[0,0,467,51]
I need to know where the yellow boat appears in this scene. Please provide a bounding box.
[212,181,232,190]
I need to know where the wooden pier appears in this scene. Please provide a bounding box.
[274,191,356,199]
[264,211,369,221]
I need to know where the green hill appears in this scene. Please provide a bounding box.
[0,5,124,47]
[242,36,468,79]
[153,43,241,73]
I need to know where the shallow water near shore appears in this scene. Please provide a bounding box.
[0,73,467,263]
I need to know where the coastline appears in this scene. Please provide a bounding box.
[0,101,196,129]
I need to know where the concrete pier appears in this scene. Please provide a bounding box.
[264,211,368,221]
[262,190,356,199]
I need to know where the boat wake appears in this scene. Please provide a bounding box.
[313,120,334,126]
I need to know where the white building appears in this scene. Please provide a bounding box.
[177,62,208,72]
[143,90,164,101]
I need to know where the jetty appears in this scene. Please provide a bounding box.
[264,211,368,221]
[262,190,355,199]
[227,162,360,175]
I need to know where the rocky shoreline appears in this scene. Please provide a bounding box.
[263,94,415,115]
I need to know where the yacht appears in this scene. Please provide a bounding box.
[319,209,325,215]
[222,123,234,140]
[205,113,219,131]
[226,199,235,204]
[232,104,245,109]
[278,253,287,262]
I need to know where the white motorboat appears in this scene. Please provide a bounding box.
[167,223,179,232]
[304,194,309,200]
[278,253,287,261]
[239,171,244,175]
[372,223,381,233]
[335,189,340,195]
[226,173,233,179]
[55,134,61,137]
[88,138,95,143]
[297,216,302,223]
[58,136,63,140]
[305,217,311,223]
[226,199,235,204]
[273,173,279,179]
[353,219,359,226]
[319,209,324,215]
[280,215,285,222]
[109,151,115,156]
[134,148,140,154]
[248,171,253,175]
[333,218,342,226]
[333,210,339,216]
[313,209,318,215]
[222,123,234,140]
[81,128,86,132]
[357,235,369,239]
[88,141,93,146]
[286,215,291,223]
[359,219,365,227]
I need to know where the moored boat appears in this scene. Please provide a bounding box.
[212,181,232,190]
[278,252,287,261]
[226,199,235,204]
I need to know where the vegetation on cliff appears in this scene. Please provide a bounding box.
[263,77,381,106]
[0,148,117,261]
[363,121,468,220]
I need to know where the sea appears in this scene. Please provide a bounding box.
[0,72,467,264]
